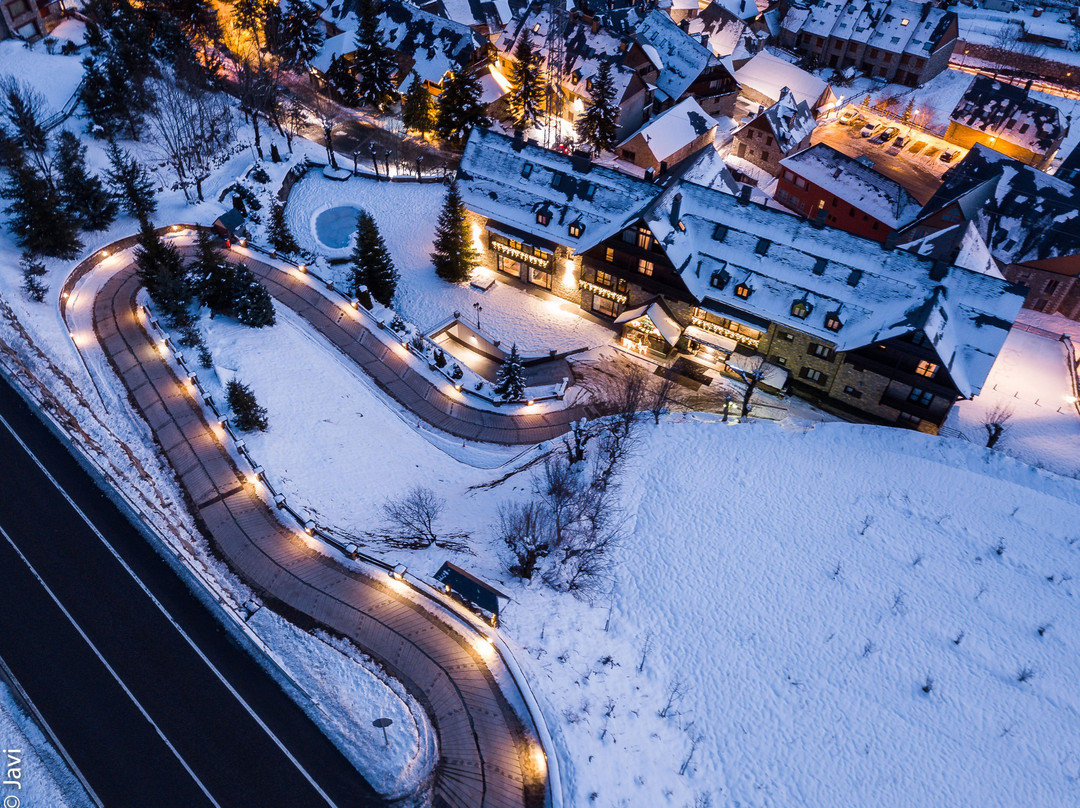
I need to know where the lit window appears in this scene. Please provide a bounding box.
[605,247,614,262]
[735,283,751,299]
[637,227,652,249]
[532,23,540,32]
[915,360,937,378]
[569,222,584,238]
[901,18,909,25]
[825,314,842,331]
[791,300,812,318]
[536,211,550,226]
[637,258,654,275]
[596,270,613,287]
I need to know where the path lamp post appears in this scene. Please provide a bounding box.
[416,154,424,180]
[473,302,482,330]
[372,717,393,747]
[369,143,380,179]
[384,148,392,178]
[352,151,359,176]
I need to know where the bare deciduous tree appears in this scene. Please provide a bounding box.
[496,499,552,579]
[658,676,686,718]
[983,403,1014,449]
[379,485,444,548]
[730,354,766,418]
[650,365,679,425]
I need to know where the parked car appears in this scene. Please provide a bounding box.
[939,150,959,163]
[859,123,879,138]
[872,126,899,144]
[892,135,908,150]
[839,109,857,125]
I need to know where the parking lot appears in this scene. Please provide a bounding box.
[811,107,968,204]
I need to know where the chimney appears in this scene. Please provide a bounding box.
[659,160,669,175]
[929,260,949,281]
[513,128,526,151]
[811,208,827,228]
[591,16,599,34]
[738,185,751,205]
[670,192,683,226]
[700,33,709,47]
[644,166,655,182]
[883,230,899,251]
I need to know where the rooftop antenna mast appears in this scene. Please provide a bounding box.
[544,0,569,149]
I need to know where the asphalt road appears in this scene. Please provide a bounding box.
[0,376,385,808]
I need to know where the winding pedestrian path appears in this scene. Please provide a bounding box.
[71,243,558,808]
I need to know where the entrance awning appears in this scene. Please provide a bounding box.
[484,221,559,254]
[615,299,684,346]
[684,325,737,353]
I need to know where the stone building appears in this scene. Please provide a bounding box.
[729,89,816,179]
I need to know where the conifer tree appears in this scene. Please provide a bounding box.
[190,230,236,314]
[267,202,299,255]
[268,0,323,68]
[436,62,489,145]
[494,343,526,401]
[401,73,434,134]
[55,130,118,231]
[134,222,191,325]
[575,59,619,154]
[226,379,268,431]
[325,56,358,107]
[2,156,82,259]
[106,142,158,226]
[430,180,476,283]
[232,267,276,327]
[20,253,48,302]
[353,0,398,110]
[350,210,398,306]
[506,34,544,132]
[231,0,268,44]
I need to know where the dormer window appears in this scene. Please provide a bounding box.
[586,78,593,92]
[755,238,771,256]
[570,69,582,85]
[582,183,596,201]
[569,221,584,237]
[710,269,730,290]
[537,211,550,226]
[813,257,828,275]
[713,224,728,242]
[551,172,564,189]
[791,300,812,319]
[735,283,752,299]
[521,162,533,179]
[825,312,842,331]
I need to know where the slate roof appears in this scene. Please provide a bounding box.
[786,0,955,57]
[949,76,1065,156]
[739,88,817,155]
[918,143,1080,266]
[457,128,661,254]
[779,143,921,229]
[641,177,1024,397]
[685,3,757,63]
[617,97,719,163]
[733,51,834,110]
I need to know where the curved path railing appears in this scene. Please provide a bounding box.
[68,241,552,808]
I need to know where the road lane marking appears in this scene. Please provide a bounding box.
[0,410,338,808]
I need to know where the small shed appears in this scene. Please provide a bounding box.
[434,562,511,626]
[212,208,246,240]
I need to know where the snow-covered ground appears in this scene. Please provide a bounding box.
[0,679,77,808]
[283,173,617,354]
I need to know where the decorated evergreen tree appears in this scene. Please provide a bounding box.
[106,142,158,226]
[430,180,476,283]
[350,210,398,306]
[20,253,48,302]
[134,222,191,326]
[353,0,398,110]
[54,130,118,231]
[267,202,299,255]
[190,230,236,314]
[574,58,619,154]
[2,155,82,259]
[505,34,544,132]
[232,267,276,327]
[494,343,526,401]
[435,62,489,145]
[401,73,434,134]
[226,379,268,431]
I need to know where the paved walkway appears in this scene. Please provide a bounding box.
[232,248,598,445]
[88,263,543,808]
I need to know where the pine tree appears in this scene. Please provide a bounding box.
[54,130,118,231]
[226,379,268,431]
[231,0,267,43]
[325,55,358,107]
[134,222,191,325]
[1,156,82,259]
[436,62,489,145]
[494,343,526,401]
[353,0,398,111]
[430,180,476,283]
[270,0,323,68]
[20,253,48,302]
[106,142,158,226]
[232,267,276,327]
[350,210,398,306]
[190,230,236,314]
[267,202,299,255]
[401,73,434,134]
[575,59,619,154]
[506,35,544,132]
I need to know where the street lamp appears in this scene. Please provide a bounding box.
[369,143,380,178]
[416,154,424,180]
[384,148,392,177]
[473,302,482,330]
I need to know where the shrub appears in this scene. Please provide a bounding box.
[226,379,268,432]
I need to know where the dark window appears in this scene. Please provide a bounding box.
[898,412,922,426]
[569,222,584,238]
[755,238,771,255]
[521,163,533,178]
[735,283,751,298]
[800,366,827,384]
[1045,279,1060,294]
[551,173,564,189]
[713,224,729,241]
[780,331,794,341]
[582,183,596,201]
[637,258,654,275]
[1019,123,1029,134]
[622,229,636,244]
[908,387,933,406]
[1033,298,1048,312]
[910,331,929,347]
[6,0,29,15]
[843,385,862,399]
[808,343,834,360]
[775,356,787,365]
[813,257,828,276]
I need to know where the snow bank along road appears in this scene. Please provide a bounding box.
[0,376,384,808]
[71,244,546,808]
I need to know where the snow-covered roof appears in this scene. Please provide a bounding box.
[458,128,661,255]
[899,221,1003,279]
[315,0,479,88]
[641,178,1024,397]
[949,76,1065,156]
[919,144,1080,267]
[779,143,921,229]
[617,98,719,163]
[676,142,740,195]
[686,3,755,61]
[712,0,767,21]
[733,51,833,110]
[787,0,956,58]
[740,89,817,156]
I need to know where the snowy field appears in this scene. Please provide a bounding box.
[283,172,616,354]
